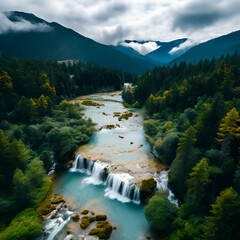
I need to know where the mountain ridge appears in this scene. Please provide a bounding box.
[0,11,156,73]
[170,30,240,65]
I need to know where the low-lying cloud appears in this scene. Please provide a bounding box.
[0,12,52,34]
[120,41,160,55]
[169,39,199,55]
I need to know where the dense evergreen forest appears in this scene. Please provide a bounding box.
[0,55,138,239]
[123,53,240,240]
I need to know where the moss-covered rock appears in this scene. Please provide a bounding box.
[140,178,157,203]
[88,221,113,239]
[89,228,101,235]
[82,100,104,107]
[96,214,107,221]
[81,209,89,215]
[50,212,57,219]
[51,194,65,204]
[118,111,133,121]
[80,216,95,229]
[72,213,80,222]
[98,221,113,239]
[40,203,54,215]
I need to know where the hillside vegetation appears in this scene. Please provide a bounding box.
[123,53,240,240]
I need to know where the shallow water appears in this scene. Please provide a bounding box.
[49,92,166,239]
[54,171,152,240]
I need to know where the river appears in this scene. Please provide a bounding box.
[41,91,175,240]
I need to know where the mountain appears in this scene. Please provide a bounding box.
[146,38,188,65]
[115,39,188,65]
[0,11,156,73]
[170,30,240,65]
[109,45,159,65]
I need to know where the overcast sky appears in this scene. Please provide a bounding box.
[0,0,240,53]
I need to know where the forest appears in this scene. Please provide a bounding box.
[123,53,240,240]
[0,55,137,239]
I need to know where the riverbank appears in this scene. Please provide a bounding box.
[39,91,175,240]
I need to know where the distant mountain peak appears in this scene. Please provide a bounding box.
[116,38,189,64]
[0,11,156,73]
[170,30,240,65]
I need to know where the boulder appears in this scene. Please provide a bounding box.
[80,216,95,229]
[81,210,89,215]
[72,213,80,222]
[96,215,107,221]
[140,178,157,203]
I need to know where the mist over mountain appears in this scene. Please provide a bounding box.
[116,39,190,65]
[170,30,240,65]
[0,11,155,73]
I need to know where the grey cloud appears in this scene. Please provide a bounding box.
[173,11,223,31]
[172,0,240,32]
[0,12,52,34]
[101,25,131,44]
[94,3,128,22]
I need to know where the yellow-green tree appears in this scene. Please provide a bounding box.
[217,107,240,157]
[217,107,240,142]
[187,158,210,202]
[0,71,13,92]
[41,73,56,96]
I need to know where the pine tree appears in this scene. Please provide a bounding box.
[187,158,210,201]
[170,124,199,199]
[217,107,240,157]
[204,187,240,240]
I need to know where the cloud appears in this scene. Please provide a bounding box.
[0,12,52,34]
[0,0,240,46]
[120,41,160,55]
[172,0,240,32]
[169,39,199,55]
[94,3,128,22]
[101,25,131,45]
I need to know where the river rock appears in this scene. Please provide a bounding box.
[72,213,80,222]
[96,215,107,221]
[140,178,157,203]
[80,216,95,229]
[81,209,89,215]
[89,221,113,239]
[51,194,65,204]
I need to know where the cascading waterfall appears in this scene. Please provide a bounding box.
[155,170,178,206]
[37,204,74,240]
[70,154,141,204]
[104,173,140,204]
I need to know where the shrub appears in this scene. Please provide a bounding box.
[144,190,177,233]
[0,208,42,240]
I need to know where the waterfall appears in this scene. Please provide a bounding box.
[155,170,178,206]
[37,204,74,240]
[104,172,141,204]
[70,154,141,204]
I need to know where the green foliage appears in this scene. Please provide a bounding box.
[203,187,240,240]
[0,208,42,240]
[159,131,180,165]
[170,125,199,198]
[9,96,35,123]
[170,215,205,240]
[144,190,177,233]
[130,54,240,240]
[187,158,210,201]
[143,119,159,136]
